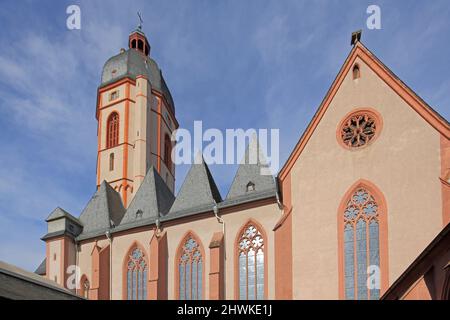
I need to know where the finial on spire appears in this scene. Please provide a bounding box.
[351,30,362,46]
[137,11,143,30]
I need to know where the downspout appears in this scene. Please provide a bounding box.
[105,230,113,300]
[213,201,226,297]
[274,176,284,211]
[75,239,79,296]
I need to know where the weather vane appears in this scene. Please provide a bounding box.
[137,11,143,30]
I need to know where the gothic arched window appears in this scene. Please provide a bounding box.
[107,112,119,148]
[164,134,172,169]
[177,234,204,300]
[341,184,386,300]
[80,275,90,299]
[126,247,148,300]
[237,222,265,300]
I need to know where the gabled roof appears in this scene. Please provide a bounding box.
[169,155,222,215]
[78,180,125,235]
[279,41,450,180]
[45,207,81,226]
[226,138,277,200]
[119,166,175,226]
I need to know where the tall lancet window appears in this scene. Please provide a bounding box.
[343,187,381,300]
[107,112,119,148]
[164,134,172,169]
[126,247,148,300]
[80,275,90,299]
[177,235,203,300]
[238,222,265,300]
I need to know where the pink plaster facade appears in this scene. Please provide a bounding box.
[41,34,449,300]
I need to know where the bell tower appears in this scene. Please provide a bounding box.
[95,25,178,207]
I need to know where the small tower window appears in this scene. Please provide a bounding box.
[138,40,144,51]
[246,181,255,192]
[131,39,137,49]
[109,90,119,101]
[353,64,360,80]
[107,112,119,148]
[164,134,172,169]
[109,153,114,171]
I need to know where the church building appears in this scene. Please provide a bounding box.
[35,26,450,300]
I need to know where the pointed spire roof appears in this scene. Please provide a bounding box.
[169,154,221,214]
[78,180,125,235]
[226,138,276,200]
[46,207,81,225]
[120,166,175,226]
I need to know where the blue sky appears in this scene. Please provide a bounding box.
[0,0,449,272]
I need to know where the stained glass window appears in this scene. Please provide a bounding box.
[126,247,148,300]
[343,187,380,300]
[178,236,203,300]
[238,223,265,300]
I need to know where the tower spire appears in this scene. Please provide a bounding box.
[128,15,150,56]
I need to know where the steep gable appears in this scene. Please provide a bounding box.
[78,180,125,235]
[226,138,276,200]
[169,155,222,215]
[279,41,450,180]
[120,166,175,226]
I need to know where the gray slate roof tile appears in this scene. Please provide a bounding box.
[120,166,175,226]
[78,181,125,235]
[169,156,222,214]
[226,139,277,200]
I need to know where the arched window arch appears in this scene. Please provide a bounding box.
[176,232,204,300]
[236,220,267,300]
[338,180,388,300]
[106,112,119,148]
[164,134,172,169]
[80,274,90,299]
[353,64,361,80]
[123,244,148,300]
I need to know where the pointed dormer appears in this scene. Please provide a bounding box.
[120,166,175,226]
[129,27,150,56]
[226,138,276,200]
[169,154,222,214]
[78,181,125,236]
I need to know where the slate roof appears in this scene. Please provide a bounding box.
[100,48,175,113]
[41,142,278,244]
[78,180,125,237]
[0,261,82,300]
[119,166,175,228]
[34,258,46,276]
[226,138,277,200]
[168,155,222,215]
[46,207,82,225]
